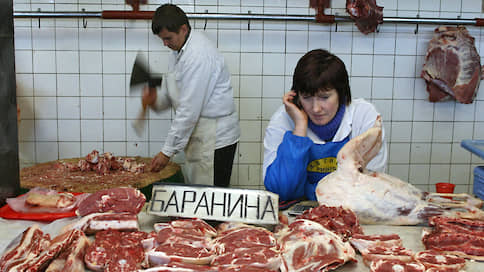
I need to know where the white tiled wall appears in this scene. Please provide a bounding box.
[13,0,484,193]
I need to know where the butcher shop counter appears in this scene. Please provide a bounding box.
[0,213,483,272]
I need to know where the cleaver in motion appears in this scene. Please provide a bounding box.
[129,54,163,136]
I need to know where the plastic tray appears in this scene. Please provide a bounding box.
[461,140,484,160]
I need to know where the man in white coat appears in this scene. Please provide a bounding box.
[142,4,240,187]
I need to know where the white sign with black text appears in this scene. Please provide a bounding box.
[148,184,279,225]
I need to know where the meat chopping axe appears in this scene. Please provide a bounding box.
[129,54,162,136]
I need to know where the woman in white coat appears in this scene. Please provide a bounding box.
[263,49,388,203]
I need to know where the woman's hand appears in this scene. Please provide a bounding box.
[283,91,308,137]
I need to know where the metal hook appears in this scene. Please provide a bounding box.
[203,9,208,31]
[334,22,338,32]
[376,24,380,33]
[414,14,419,34]
[248,10,251,31]
[37,8,41,28]
[82,8,87,28]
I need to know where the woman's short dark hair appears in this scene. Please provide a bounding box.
[291,49,351,105]
[152,4,191,35]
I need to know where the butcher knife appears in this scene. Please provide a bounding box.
[129,54,163,136]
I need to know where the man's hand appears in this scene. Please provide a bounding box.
[283,90,308,137]
[142,86,157,109]
[150,152,170,172]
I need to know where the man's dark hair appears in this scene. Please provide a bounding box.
[152,4,191,35]
[292,49,351,106]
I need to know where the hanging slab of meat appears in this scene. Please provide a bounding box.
[414,250,466,271]
[296,205,363,240]
[421,26,483,104]
[76,187,146,216]
[315,116,484,225]
[276,219,356,272]
[346,0,383,34]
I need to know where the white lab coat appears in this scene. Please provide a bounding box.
[263,98,388,180]
[152,30,240,185]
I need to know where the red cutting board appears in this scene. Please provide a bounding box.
[0,193,83,222]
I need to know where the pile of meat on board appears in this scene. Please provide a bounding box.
[58,150,145,175]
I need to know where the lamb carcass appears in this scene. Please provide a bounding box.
[421,26,483,104]
[315,116,482,225]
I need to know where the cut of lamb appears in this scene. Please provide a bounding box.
[414,250,466,272]
[44,231,89,272]
[422,216,484,260]
[370,259,426,272]
[421,26,483,104]
[350,234,403,254]
[63,212,139,234]
[0,225,50,272]
[84,230,149,272]
[76,187,146,216]
[346,0,383,34]
[296,204,363,240]
[138,262,217,271]
[6,187,85,214]
[361,245,414,266]
[276,219,356,272]
[315,116,483,225]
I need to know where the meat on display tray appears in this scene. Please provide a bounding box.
[461,140,484,159]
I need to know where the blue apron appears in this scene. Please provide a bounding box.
[304,136,350,200]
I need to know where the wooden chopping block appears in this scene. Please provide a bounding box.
[19,157,181,198]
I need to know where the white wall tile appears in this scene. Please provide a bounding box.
[262,98,281,120]
[18,120,35,141]
[19,142,36,168]
[389,143,410,163]
[350,77,372,99]
[102,51,126,74]
[475,101,484,121]
[223,53,240,75]
[393,78,414,99]
[372,77,393,99]
[104,142,126,156]
[33,51,56,73]
[104,120,126,141]
[352,33,374,54]
[409,164,430,185]
[410,143,431,164]
[453,122,474,142]
[262,76,285,98]
[263,53,285,75]
[285,53,303,76]
[80,51,102,74]
[286,31,308,53]
[79,28,102,50]
[80,74,103,96]
[58,142,81,159]
[127,142,149,157]
[308,31,330,51]
[102,28,125,51]
[451,164,472,185]
[218,29,241,52]
[431,143,452,163]
[392,100,413,121]
[15,28,32,50]
[451,143,472,163]
[413,100,434,121]
[58,120,81,141]
[238,142,261,164]
[372,55,394,77]
[17,97,34,120]
[56,51,79,73]
[149,119,171,142]
[34,97,57,119]
[35,120,57,141]
[32,27,55,50]
[15,50,33,73]
[81,97,103,119]
[432,122,453,142]
[441,0,461,12]
[240,53,262,75]
[36,142,59,163]
[372,99,393,120]
[388,164,409,182]
[126,28,149,51]
[429,165,451,184]
[394,55,416,77]
[55,28,78,50]
[419,0,440,11]
[433,102,455,122]
[103,75,126,97]
[240,76,262,97]
[103,97,126,119]
[239,120,262,142]
[330,32,352,54]
[239,98,262,120]
[81,120,103,141]
[33,74,57,96]
[474,122,484,141]
[373,32,396,54]
[57,74,79,96]
[391,122,412,142]
[395,33,417,55]
[412,122,432,142]
[241,30,263,52]
[351,55,373,77]
[57,97,80,119]
[454,102,475,121]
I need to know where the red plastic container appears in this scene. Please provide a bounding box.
[435,182,455,199]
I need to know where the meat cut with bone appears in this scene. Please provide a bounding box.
[315,116,484,225]
[421,26,483,104]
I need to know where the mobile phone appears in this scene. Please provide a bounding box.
[292,93,302,109]
[287,201,319,216]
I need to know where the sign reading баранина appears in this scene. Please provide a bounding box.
[148,184,279,225]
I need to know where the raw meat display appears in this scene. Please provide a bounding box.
[76,187,146,216]
[346,0,383,34]
[44,230,89,272]
[63,212,140,234]
[421,26,483,104]
[276,219,356,272]
[422,216,484,260]
[0,225,50,272]
[84,229,149,271]
[414,250,466,271]
[61,150,146,175]
[296,204,363,240]
[370,259,426,272]
[315,116,483,225]
[350,234,403,253]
